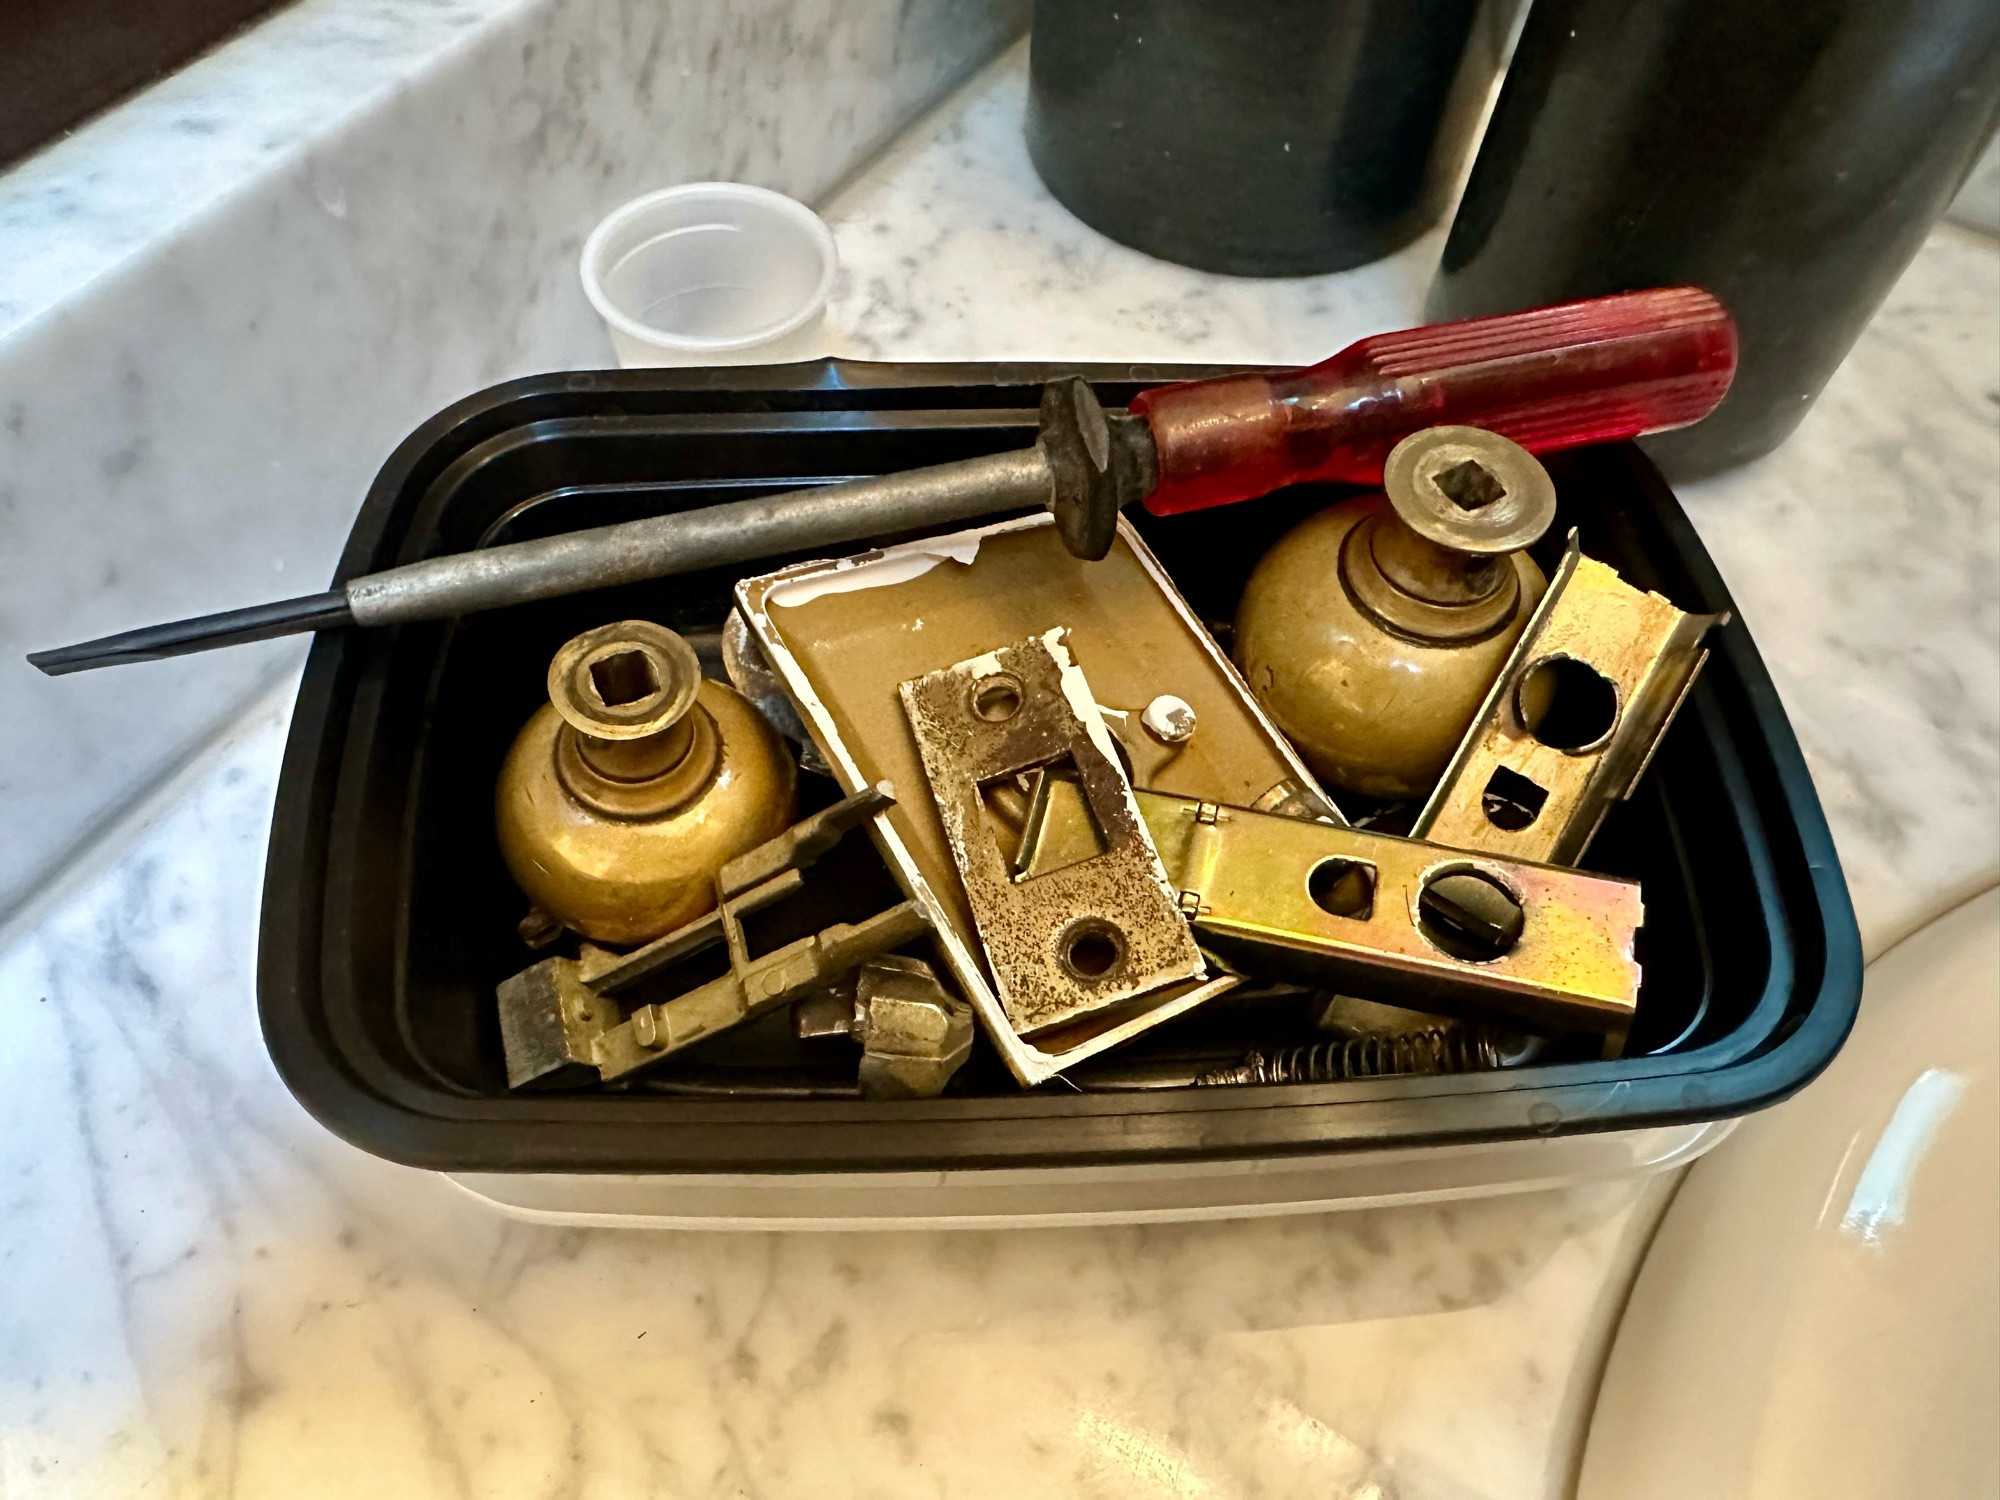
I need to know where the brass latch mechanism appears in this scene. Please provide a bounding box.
[1011,782,1642,1043]
[1415,538,1726,865]
[498,784,928,1089]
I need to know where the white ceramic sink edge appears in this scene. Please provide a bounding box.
[1578,885,2000,1499]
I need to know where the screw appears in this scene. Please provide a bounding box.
[1140,694,1198,745]
[1417,870,1526,962]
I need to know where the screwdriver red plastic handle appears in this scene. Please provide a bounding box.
[1128,287,1737,516]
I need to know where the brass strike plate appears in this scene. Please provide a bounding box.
[1414,535,1726,866]
[899,629,1208,1038]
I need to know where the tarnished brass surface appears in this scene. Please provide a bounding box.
[495,620,796,947]
[899,629,1207,1037]
[1022,787,1642,1038]
[497,904,926,1088]
[734,512,1286,1084]
[1381,427,1557,563]
[739,514,1338,943]
[1234,496,1548,798]
[1233,427,1558,799]
[497,785,922,1089]
[586,783,895,995]
[854,955,976,1100]
[1414,538,1725,866]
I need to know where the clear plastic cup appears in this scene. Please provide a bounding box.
[579,182,838,367]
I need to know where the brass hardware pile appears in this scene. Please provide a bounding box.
[491,423,1723,1098]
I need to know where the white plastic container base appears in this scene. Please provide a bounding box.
[446,1120,1736,1231]
[579,182,837,367]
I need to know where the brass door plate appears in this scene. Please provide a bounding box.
[1120,790,1644,1040]
[734,512,1315,1083]
[899,629,1208,1038]
[1414,535,1726,866]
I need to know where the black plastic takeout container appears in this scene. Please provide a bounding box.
[258,361,1863,1173]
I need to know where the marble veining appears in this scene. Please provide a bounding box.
[0,0,503,338]
[1,36,1994,1500]
[1673,226,2000,959]
[0,683,1673,1496]
[818,46,1451,367]
[0,0,1027,924]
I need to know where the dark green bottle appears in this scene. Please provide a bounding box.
[1028,0,1497,276]
[1427,0,2000,478]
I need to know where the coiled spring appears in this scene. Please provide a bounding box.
[1197,1025,1504,1086]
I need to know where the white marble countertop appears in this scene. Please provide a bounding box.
[1,43,1994,1500]
[0,0,1025,926]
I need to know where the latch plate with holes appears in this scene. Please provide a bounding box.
[1414,534,1726,865]
[1021,786,1644,1039]
[899,628,1208,1037]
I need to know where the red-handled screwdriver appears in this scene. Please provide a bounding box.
[1131,286,1736,515]
[30,288,1735,675]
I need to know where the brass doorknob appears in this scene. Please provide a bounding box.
[495,620,797,946]
[1232,427,1555,800]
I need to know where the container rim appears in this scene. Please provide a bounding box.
[256,360,1863,1175]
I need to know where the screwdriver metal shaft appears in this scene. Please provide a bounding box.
[29,288,1737,676]
[29,448,1056,676]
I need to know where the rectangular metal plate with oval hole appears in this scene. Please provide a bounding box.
[1030,788,1644,1039]
[899,628,1208,1038]
[1413,534,1726,867]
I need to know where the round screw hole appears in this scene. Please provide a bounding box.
[1517,656,1619,751]
[589,648,662,708]
[1058,919,1126,981]
[1306,858,1376,920]
[971,677,1023,723]
[1417,869,1526,963]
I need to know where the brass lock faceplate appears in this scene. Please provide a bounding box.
[733,512,1286,1084]
[1011,784,1643,1039]
[1414,539,1725,866]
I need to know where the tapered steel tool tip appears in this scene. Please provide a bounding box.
[27,591,353,675]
